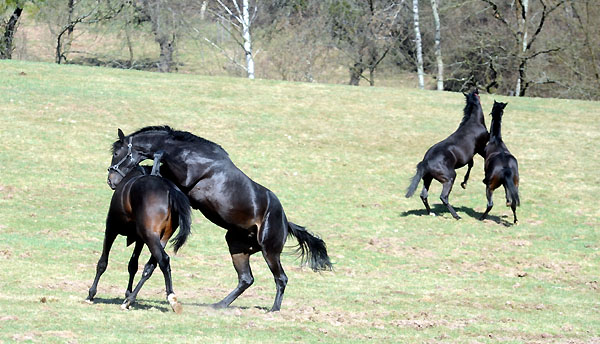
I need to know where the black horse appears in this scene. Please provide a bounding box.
[107,126,332,312]
[479,101,520,224]
[406,90,489,219]
[87,165,192,313]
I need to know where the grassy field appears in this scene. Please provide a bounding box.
[0,60,598,343]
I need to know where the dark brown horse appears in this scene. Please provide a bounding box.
[107,127,332,312]
[87,165,192,312]
[479,101,520,224]
[406,90,489,219]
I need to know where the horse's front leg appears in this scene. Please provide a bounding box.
[86,230,117,302]
[461,160,474,189]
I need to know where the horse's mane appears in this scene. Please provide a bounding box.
[113,125,227,154]
[458,92,481,127]
[489,102,506,143]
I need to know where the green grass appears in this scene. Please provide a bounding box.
[0,60,599,343]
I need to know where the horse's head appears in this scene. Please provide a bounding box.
[491,100,508,119]
[107,129,145,189]
[463,88,480,105]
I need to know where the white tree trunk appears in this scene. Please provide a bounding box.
[515,0,528,96]
[413,0,425,90]
[431,0,443,91]
[241,0,255,79]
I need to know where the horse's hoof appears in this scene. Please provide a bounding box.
[84,298,94,304]
[168,294,183,314]
[121,300,131,310]
[211,302,227,309]
[514,220,519,225]
[461,182,467,189]
[428,212,436,217]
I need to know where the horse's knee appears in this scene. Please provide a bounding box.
[240,274,254,289]
[276,274,288,289]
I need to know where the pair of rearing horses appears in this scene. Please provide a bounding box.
[406,90,520,223]
[88,126,332,312]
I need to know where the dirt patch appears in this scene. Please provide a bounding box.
[0,185,17,200]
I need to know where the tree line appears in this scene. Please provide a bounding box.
[2,0,598,100]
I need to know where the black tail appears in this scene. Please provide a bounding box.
[168,185,192,253]
[406,161,425,198]
[288,222,333,271]
[503,169,520,207]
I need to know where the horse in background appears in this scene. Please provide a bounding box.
[479,101,520,224]
[87,166,192,313]
[107,127,332,312]
[406,89,489,219]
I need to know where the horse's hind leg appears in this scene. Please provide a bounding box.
[440,172,461,220]
[262,249,287,312]
[213,252,254,309]
[126,241,144,298]
[121,256,156,310]
[511,200,518,225]
[461,160,474,189]
[479,186,494,221]
[420,175,434,215]
[86,229,117,303]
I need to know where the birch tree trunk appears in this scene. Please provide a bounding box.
[413,0,425,89]
[515,0,529,96]
[215,0,256,79]
[241,0,255,79]
[0,6,23,59]
[430,0,443,91]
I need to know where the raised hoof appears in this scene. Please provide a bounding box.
[514,220,519,225]
[168,294,183,314]
[461,182,467,189]
[506,201,512,207]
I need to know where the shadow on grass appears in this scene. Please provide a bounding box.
[400,204,516,227]
[184,302,270,312]
[87,297,170,312]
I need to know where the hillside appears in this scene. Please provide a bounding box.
[0,60,598,343]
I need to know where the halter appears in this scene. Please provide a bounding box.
[109,136,135,177]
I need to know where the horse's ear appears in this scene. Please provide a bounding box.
[118,128,125,142]
[501,102,508,109]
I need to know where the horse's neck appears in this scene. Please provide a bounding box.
[490,118,502,142]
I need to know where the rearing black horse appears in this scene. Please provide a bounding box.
[406,90,489,219]
[479,101,520,224]
[107,126,332,312]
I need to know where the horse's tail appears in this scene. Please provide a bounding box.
[405,161,425,198]
[503,168,520,207]
[288,222,333,272]
[169,185,192,254]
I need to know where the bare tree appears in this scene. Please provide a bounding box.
[325,0,403,86]
[412,0,424,89]
[210,0,258,79]
[430,0,443,90]
[481,0,567,96]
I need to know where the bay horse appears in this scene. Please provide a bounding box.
[406,89,489,219]
[87,165,192,313]
[107,126,332,312]
[479,101,520,224]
